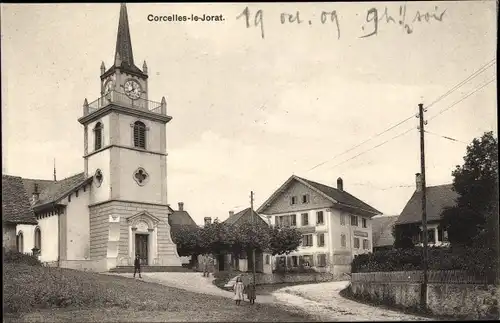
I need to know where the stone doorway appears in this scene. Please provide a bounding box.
[135,233,149,266]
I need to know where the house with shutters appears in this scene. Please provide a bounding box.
[2,4,182,271]
[257,175,382,274]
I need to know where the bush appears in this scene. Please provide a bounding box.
[3,248,42,266]
[351,246,495,279]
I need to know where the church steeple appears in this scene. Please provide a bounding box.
[102,3,146,79]
[115,3,134,69]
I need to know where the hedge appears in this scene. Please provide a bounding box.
[352,246,495,279]
[3,248,42,266]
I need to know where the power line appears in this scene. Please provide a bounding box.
[328,127,415,170]
[428,77,496,121]
[306,58,496,172]
[325,76,495,170]
[424,130,468,144]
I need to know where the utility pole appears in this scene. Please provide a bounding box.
[250,191,257,286]
[418,103,428,310]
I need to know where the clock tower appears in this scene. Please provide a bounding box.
[78,3,181,269]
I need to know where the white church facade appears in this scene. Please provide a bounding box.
[9,4,182,272]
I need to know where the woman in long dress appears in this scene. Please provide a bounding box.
[233,276,245,305]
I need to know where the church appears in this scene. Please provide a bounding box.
[3,3,184,272]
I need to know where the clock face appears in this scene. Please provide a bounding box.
[124,80,142,100]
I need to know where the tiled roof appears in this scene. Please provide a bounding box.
[169,210,197,227]
[298,177,382,215]
[396,184,459,225]
[372,215,399,247]
[22,172,91,209]
[2,175,38,225]
[223,208,268,227]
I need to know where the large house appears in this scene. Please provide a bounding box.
[395,173,458,247]
[257,175,382,274]
[2,175,38,252]
[3,4,182,271]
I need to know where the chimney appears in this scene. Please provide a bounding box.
[204,217,212,226]
[337,177,344,191]
[229,211,235,217]
[32,183,40,204]
[178,202,184,211]
[415,173,422,192]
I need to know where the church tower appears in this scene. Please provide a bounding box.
[78,3,181,270]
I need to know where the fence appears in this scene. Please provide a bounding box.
[352,270,489,285]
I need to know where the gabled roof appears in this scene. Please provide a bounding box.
[372,215,399,248]
[2,175,38,225]
[257,175,382,216]
[22,172,92,210]
[396,184,459,225]
[169,210,197,227]
[223,208,268,227]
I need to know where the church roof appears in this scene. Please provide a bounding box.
[103,3,146,78]
[22,172,92,210]
[2,175,38,225]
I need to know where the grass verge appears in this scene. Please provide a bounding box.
[4,264,317,322]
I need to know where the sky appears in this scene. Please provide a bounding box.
[1,1,497,224]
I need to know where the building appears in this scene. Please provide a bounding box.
[2,175,38,252]
[216,208,272,274]
[168,202,198,265]
[371,215,399,252]
[395,173,458,247]
[257,175,382,274]
[4,3,181,271]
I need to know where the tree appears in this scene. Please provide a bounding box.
[268,226,303,256]
[392,223,420,249]
[171,225,202,257]
[198,219,233,255]
[441,131,499,247]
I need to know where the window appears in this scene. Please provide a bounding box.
[291,256,298,267]
[317,233,325,247]
[316,211,324,225]
[94,122,103,150]
[290,214,297,226]
[265,255,270,265]
[276,214,295,227]
[34,227,41,252]
[362,218,367,228]
[301,255,313,266]
[341,234,346,247]
[133,121,147,149]
[302,234,313,247]
[16,232,24,253]
[353,237,360,249]
[340,214,346,226]
[350,215,358,226]
[427,229,435,244]
[301,213,309,226]
[290,196,297,205]
[302,194,310,204]
[317,254,327,267]
[363,239,369,250]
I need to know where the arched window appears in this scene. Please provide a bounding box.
[94,122,103,150]
[17,232,24,253]
[34,227,41,252]
[133,121,146,149]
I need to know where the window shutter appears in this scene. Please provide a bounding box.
[133,121,146,149]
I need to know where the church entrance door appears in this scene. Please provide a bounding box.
[135,234,148,265]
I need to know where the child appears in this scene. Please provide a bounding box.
[233,276,245,305]
[246,282,256,305]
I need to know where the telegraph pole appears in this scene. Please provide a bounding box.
[418,103,428,310]
[250,191,257,286]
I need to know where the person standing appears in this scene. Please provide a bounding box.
[246,282,256,305]
[133,254,142,278]
[233,276,245,305]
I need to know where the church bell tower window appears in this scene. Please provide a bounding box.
[133,167,149,186]
[94,122,103,150]
[133,121,146,149]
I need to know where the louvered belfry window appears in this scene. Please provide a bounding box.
[94,122,103,150]
[133,121,146,149]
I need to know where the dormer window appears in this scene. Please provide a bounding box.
[133,121,146,149]
[94,122,103,150]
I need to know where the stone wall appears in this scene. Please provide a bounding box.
[350,271,499,320]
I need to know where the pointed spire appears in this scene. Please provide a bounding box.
[100,61,105,74]
[142,60,148,74]
[53,158,57,182]
[114,3,134,68]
